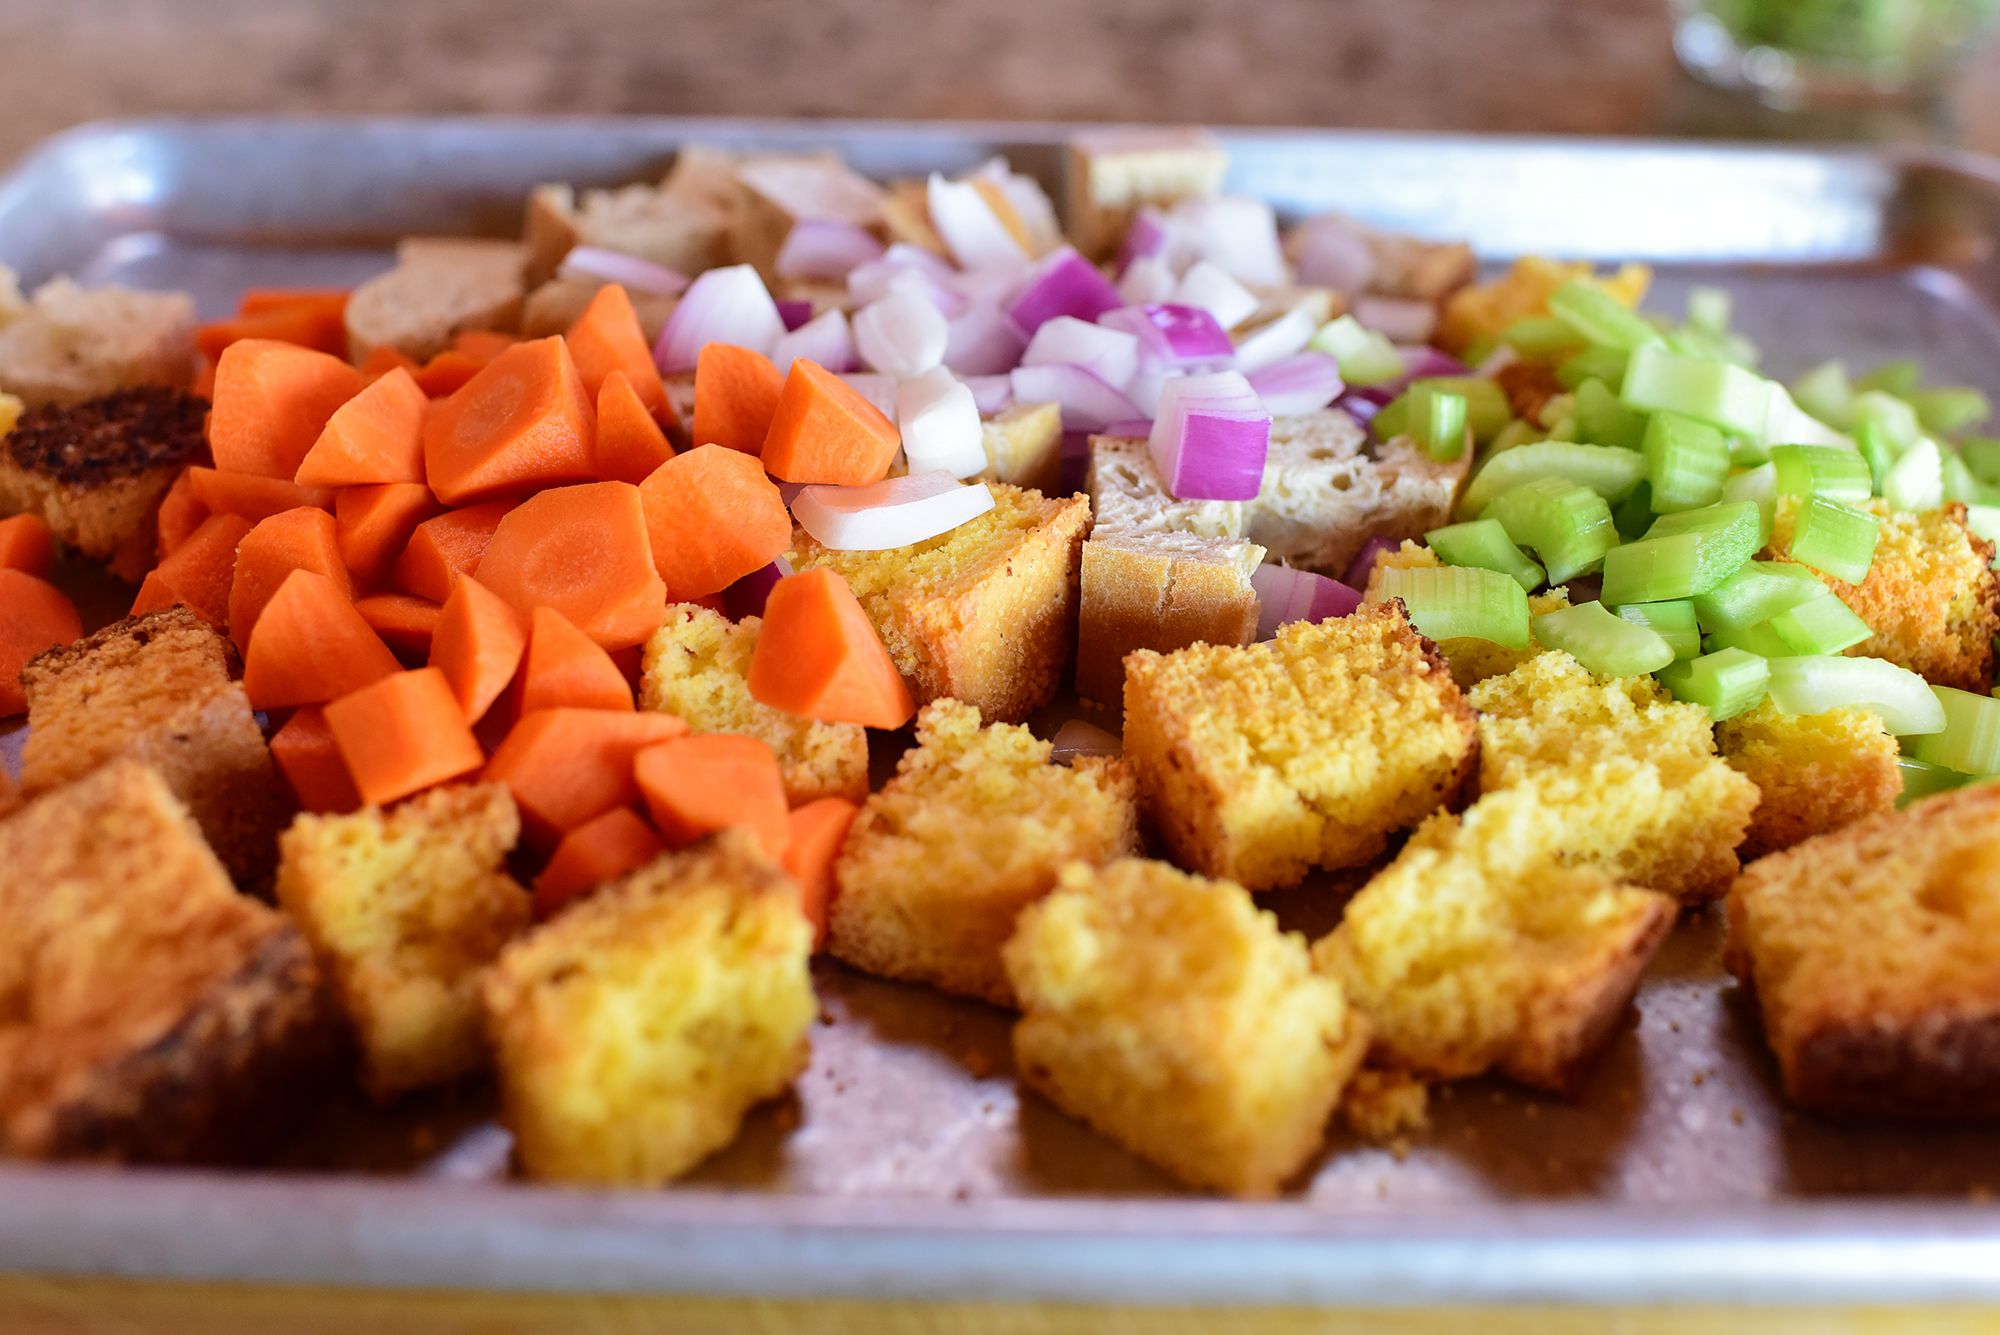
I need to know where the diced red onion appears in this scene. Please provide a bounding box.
[1006,246,1123,338]
[945,300,1026,377]
[927,174,1029,270]
[558,246,690,297]
[653,263,784,373]
[1117,255,1177,306]
[1287,217,1374,296]
[972,158,1062,254]
[1231,302,1319,376]
[963,374,1014,416]
[1098,304,1233,367]
[792,472,996,551]
[1247,352,1344,416]
[854,287,948,377]
[1021,316,1139,393]
[1171,260,1258,330]
[1343,535,1401,590]
[775,299,814,332]
[1124,358,1178,418]
[896,367,988,479]
[1397,345,1471,381]
[1166,196,1288,287]
[1251,563,1362,640]
[1149,372,1270,501]
[1049,717,1122,763]
[723,557,793,621]
[770,309,855,375]
[848,248,968,318]
[1352,296,1438,345]
[836,373,899,422]
[1100,418,1153,437]
[775,220,885,282]
[1114,207,1171,279]
[1009,363,1141,434]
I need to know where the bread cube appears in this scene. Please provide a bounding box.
[829,699,1140,1006]
[1005,858,1367,1197]
[522,148,738,289]
[730,154,886,280]
[0,277,194,410]
[520,274,676,341]
[1246,412,1469,577]
[980,401,1065,493]
[275,783,529,1099]
[1362,540,1572,690]
[1717,699,1902,859]
[344,238,527,363]
[1065,127,1228,260]
[482,829,814,1185]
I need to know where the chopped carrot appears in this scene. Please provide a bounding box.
[196,301,347,362]
[422,336,597,505]
[483,707,687,845]
[531,806,663,918]
[207,338,367,479]
[565,284,667,417]
[358,346,422,382]
[238,288,350,318]
[269,705,362,814]
[334,482,441,589]
[242,568,401,711]
[412,351,486,398]
[186,467,335,524]
[228,506,352,649]
[130,512,252,627]
[637,444,791,601]
[0,513,52,576]
[692,343,784,455]
[451,330,517,360]
[748,569,914,729]
[782,796,859,949]
[153,467,209,559]
[759,359,900,485]
[355,592,442,659]
[294,366,428,488]
[0,570,80,716]
[633,733,790,860]
[476,481,664,650]
[429,574,525,725]
[325,666,484,806]
[192,359,217,401]
[390,500,514,604]
[593,369,676,485]
[516,605,634,714]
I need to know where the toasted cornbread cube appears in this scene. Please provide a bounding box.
[1065,127,1228,260]
[275,783,529,1099]
[640,603,868,805]
[1726,782,2000,1116]
[1436,257,1651,358]
[1362,541,1572,690]
[1123,603,1477,891]
[482,830,814,1185]
[1468,652,1757,903]
[980,401,1065,493]
[1317,787,1675,1089]
[1005,858,1367,1197]
[1339,1068,1432,1143]
[344,238,526,363]
[0,278,194,410]
[787,484,1089,724]
[0,761,339,1161]
[829,699,1140,1006]
[19,608,290,887]
[1717,699,1901,860]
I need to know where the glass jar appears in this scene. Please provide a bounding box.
[1675,0,1999,104]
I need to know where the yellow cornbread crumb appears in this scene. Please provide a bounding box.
[1436,256,1650,357]
[1340,1068,1432,1143]
[1362,541,1571,689]
[1716,698,1901,859]
[1005,858,1368,1198]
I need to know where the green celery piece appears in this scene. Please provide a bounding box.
[1849,389,1923,450]
[1619,343,1771,439]
[1790,360,1852,430]
[1910,386,1991,436]
[1458,441,1647,520]
[1502,316,1583,360]
[1657,647,1771,721]
[1373,392,1410,441]
[1484,477,1619,586]
[1942,451,1994,506]
[1613,599,1701,660]
[1644,410,1730,513]
[1902,686,2000,776]
[1769,443,1871,503]
[1855,359,1920,397]
[1533,600,1675,677]
[1548,280,1661,353]
[1691,559,1828,634]
[1855,420,1897,495]
[1310,316,1404,387]
[1572,378,1649,451]
[1882,437,1944,512]
[1962,503,2000,550]
[1556,345,1629,392]
[1728,433,1771,469]
[1787,497,1881,584]
[1686,285,1731,336]
[1599,500,1761,604]
[1960,436,2000,487]
[1613,482,1656,542]
[1703,621,1794,658]
[1486,418,1545,455]
[1764,655,1946,735]
[1768,593,1872,656]
[1895,755,1973,807]
[1425,518,1545,592]
[1415,377,1512,444]
[1373,564,1531,650]
[1412,386,1469,462]
[1719,462,1778,546]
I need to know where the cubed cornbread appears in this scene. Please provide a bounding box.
[829,699,1140,1006]
[0,277,195,410]
[344,238,526,363]
[1005,858,1367,1197]
[1716,699,1902,860]
[19,608,291,888]
[1436,257,1651,358]
[482,829,814,1185]
[980,401,1065,493]
[786,483,1089,724]
[1065,127,1228,260]
[1468,652,1757,904]
[1362,541,1571,690]
[1340,1067,1432,1142]
[274,783,530,1100]
[1316,787,1675,1089]
[1725,782,2000,1117]
[1122,603,1478,891]
[0,761,340,1161]
[640,603,868,805]
[1246,414,1470,578]
[1767,497,2000,692]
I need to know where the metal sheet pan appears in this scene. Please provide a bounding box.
[2,117,1999,1305]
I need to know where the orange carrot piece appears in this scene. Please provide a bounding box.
[451,330,517,360]
[637,444,791,601]
[531,806,663,918]
[759,359,900,485]
[355,592,442,659]
[429,574,526,725]
[692,343,784,455]
[0,570,81,716]
[196,301,347,361]
[207,338,368,479]
[242,568,401,711]
[334,482,441,589]
[633,733,791,860]
[422,336,597,505]
[565,284,667,416]
[238,288,350,318]
[748,569,914,729]
[411,351,485,399]
[517,605,634,714]
[476,481,664,650]
[192,358,218,402]
[294,366,429,488]
[269,704,362,814]
[782,796,859,949]
[593,369,676,485]
[0,513,52,576]
[186,466,335,524]
[325,666,484,806]
[228,506,352,649]
[154,467,209,559]
[358,346,422,382]
[130,512,252,627]
[483,707,687,844]
[390,500,514,604]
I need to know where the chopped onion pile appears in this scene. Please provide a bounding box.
[1251,563,1362,640]
[1162,196,1288,287]
[854,287,948,377]
[1007,246,1123,337]
[1231,302,1319,375]
[792,472,996,551]
[1247,352,1344,416]
[896,368,988,479]
[653,264,784,372]
[1149,372,1271,501]
[1011,363,1141,433]
[770,309,856,375]
[1287,216,1373,295]
[559,246,689,296]
[1021,316,1139,393]
[927,174,1029,270]
[1171,260,1258,330]
[775,220,885,282]
[962,374,1014,416]
[1099,304,1233,368]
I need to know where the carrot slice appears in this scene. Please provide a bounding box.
[759,359,900,485]
[358,346,422,382]
[208,338,367,479]
[692,343,784,455]
[0,570,81,716]
[483,707,687,845]
[355,592,442,659]
[593,369,676,485]
[782,796,859,950]
[228,506,352,649]
[0,513,53,576]
[196,300,347,361]
[130,512,252,627]
[153,467,210,559]
[748,568,914,729]
[334,482,441,589]
[269,704,362,814]
[452,330,517,360]
[429,574,526,725]
[516,605,635,714]
[412,351,485,399]
[242,568,401,711]
[476,481,665,650]
[422,336,597,505]
[325,666,484,806]
[566,284,667,416]
[633,733,790,860]
[531,806,664,918]
[637,444,791,601]
[238,288,350,318]
[390,500,514,604]
[294,366,429,488]
[186,467,336,524]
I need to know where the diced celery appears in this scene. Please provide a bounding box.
[1486,418,1545,455]
[1762,382,1851,451]
[1719,462,1778,546]
[1425,518,1545,592]
[1485,477,1619,586]
[1415,376,1513,444]
[1942,451,1993,506]
[1599,501,1761,604]
[1901,686,2000,776]
[1961,436,2000,487]
[1613,483,1656,542]
[1310,316,1404,387]
[1787,497,1880,584]
[1657,647,1771,721]
[1644,411,1730,513]
[1963,503,2000,549]
[1703,621,1794,658]
[1770,443,1871,504]
[1790,359,1852,429]
[1557,346,1629,393]
[1895,755,1973,807]
[1855,360,1920,397]
[1373,564,1531,649]
[1686,285,1731,336]
[1620,344,1771,439]
[1572,378,1648,451]
[1849,389,1923,450]
[1882,436,1944,512]
[1412,385,1469,462]
[1458,441,1647,519]
[1549,280,1661,353]
[1768,593,1872,656]
[1460,334,1499,369]
[1728,433,1772,469]
[1613,599,1701,660]
[1691,559,1827,634]
[1855,419,1897,495]
[1764,655,1946,735]
[1502,315,1583,360]
[1534,600,1675,677]
[1372,393,1410,441]
[1910,386,1991,436]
